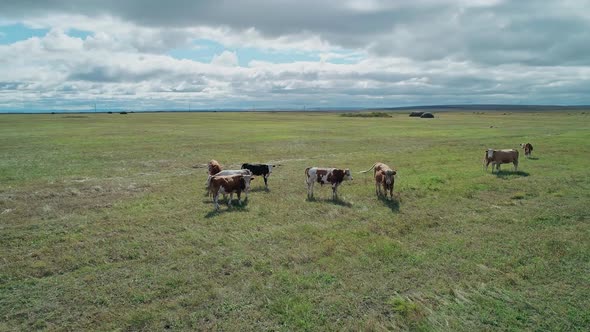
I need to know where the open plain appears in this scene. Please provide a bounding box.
[1,111,589,330]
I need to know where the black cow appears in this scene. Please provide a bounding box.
[241,163,274,188]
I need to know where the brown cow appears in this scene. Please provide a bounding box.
[206,169,253,189]
[209,174,252,210]
[360,162,397,199]
[520,143,534,158]
[484,149,519,172]
[208,160,222,175]
[305,167,353,199]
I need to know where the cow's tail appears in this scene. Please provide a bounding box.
[359,163,377,174]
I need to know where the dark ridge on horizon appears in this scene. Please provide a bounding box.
[1,104,589,114]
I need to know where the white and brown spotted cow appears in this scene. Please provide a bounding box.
[360,162,397,199]
[207,160,222,176]
[305,167,353,199]
[209,174,252,210]
[520,143,534,158]
[484,149,519,172]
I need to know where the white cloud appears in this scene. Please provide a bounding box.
[211,50,238,67]
[0,1,589,110]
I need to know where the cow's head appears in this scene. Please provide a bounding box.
[241,175,253,191]
[486,149,494,159]
[344,169,353,181]
[384,169,396,185]
[519,143,525,148]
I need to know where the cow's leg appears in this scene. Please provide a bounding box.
[307,180,314,198]
[514,160,518,172]
[263,174,268,188]
[214,192,220,210]
[332,183,339,200]
[228,193,233,208]
[237,191,242,205]
[389,183,394,200]
[375,181,380,196]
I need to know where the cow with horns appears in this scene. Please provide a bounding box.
[360,162,397,199]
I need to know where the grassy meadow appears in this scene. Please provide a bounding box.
[1,110,589,331]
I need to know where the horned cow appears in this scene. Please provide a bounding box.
[484,149,519,172]
[305,167,353,200]
[360,162,397,199]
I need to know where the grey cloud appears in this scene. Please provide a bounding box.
[2,1,589,66]
[67,65,159,83]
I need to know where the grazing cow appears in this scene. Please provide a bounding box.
[206,169,253,189]
[241,163,273,188]
[360,162,397,199]
[209,174,252,210]
[305,167,353,199]
[520,143,534,158]
[208,160,222,175]
[484,149,519,172]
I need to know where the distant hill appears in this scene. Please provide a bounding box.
[2,104,589,114]
[369,104,590,112]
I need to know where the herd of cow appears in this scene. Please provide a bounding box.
[205,142,534,210]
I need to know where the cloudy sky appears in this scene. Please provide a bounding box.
[1,0,589,111]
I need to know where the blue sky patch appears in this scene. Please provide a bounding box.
[167,39,363,66]
[0,24,92,44]
[67,28,92,40]
[0,23,49,44]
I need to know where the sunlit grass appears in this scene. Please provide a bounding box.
[1,111,589,330]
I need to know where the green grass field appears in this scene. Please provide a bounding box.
[1,111,589,331]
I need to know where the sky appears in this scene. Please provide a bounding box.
[0,0,589,111]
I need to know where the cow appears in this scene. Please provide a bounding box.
[520,143,534,158]
[208,160,222,176]
[484,149,519,172]
[205,169,253,189]
[305,167,353,200]
[241,163,274,189]
[360,162,397,199]
[208,174,252,210]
